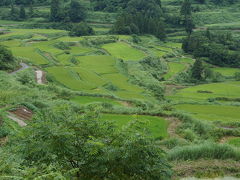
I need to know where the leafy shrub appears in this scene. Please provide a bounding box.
[69,22,94,37]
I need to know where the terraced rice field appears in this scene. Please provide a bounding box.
[46,66,106,90]
[169,81,240,101]
[11,47,49,65]
[175,104,240,122]
[164,62,186,80]
[213,67,240,77]
[102,42,146,61]
[228,137,240,147]
[71,96,122,106]
[99,114,168,138]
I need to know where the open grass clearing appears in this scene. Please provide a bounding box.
[175,104,240,122]
[102,42,146,61]
[99,114,168,138]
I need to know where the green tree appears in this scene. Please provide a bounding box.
[69,0,86,22]
[28,2,34,18]
[0,45,16,70]
[112,0,165,39]
[50,0,61,22]
[180,0,194,34]
[185,16,194,34]
[180,0,192,17]
[10,106,172,179]
[234,72,240,81]
[19,5,26,20]
[191,59,204,81]
[10,2,19,20]
[69,22,94,36]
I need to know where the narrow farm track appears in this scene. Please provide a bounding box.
[166,117,181,138]
[10,62,29,74]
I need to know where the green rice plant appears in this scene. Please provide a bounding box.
[75,55,117,74]
[46,66,106,91]
[212,67,240,77]
[228,137,240,147]
[99,114,168,138]
[71,96,121,106]
[175,104,240,122]
[169,81,240,101]
[102,42,146,61]
[163,62,186,80]
[11,47,49,65]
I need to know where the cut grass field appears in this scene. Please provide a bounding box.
[99,114,168,138]
[102,42,146,61]
[164,62,186,80]
[71,96,121,106]
[175,104,240,122]
[169,81,240,101]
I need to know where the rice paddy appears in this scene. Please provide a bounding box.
[99,114,169,138]
[102,42,146,61]
[169,81,240,101]
[175,104,240,122]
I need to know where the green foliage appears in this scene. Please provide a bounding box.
[69,22,94,37]
[19,5,26,20]
[7,106,172,179]
[0,45,16,70]
[182,30,240,67]
[191,59,204,81]
[50,0,63,22]
[69,0,86,22]
[112,0,166,39]
[16,69,35,85]
[234,72,240,81]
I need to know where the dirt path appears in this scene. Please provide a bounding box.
[10,63,29,74]
[219,136,235,144]
[35,70,44,84]
[7,113,27,127]
[166,117,181,138]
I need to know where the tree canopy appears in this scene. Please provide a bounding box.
[0,45,16,70]
[0,105,172,179]
[112,0,165,39]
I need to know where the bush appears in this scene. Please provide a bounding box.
[69,22,94,37]
[0,45,17,71]
[234,72,240,81]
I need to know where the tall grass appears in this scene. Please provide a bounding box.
[168,142,240,161]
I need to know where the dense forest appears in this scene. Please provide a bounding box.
[0,0,240,179]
